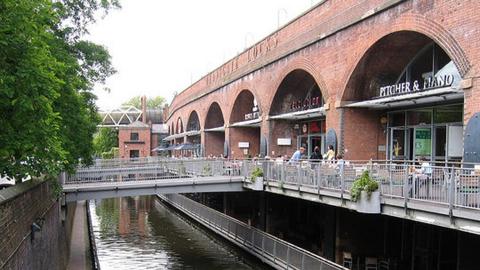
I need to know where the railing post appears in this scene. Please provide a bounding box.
[273,241,277,263]
[448,166,456,219]
[261,234,265,257]
[340,163,345,200]
[297,165,301,190]
[403,164,409,212]
[286,245,290,269]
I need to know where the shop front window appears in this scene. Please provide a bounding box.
[391,129,405,159]
[389,112,405,127]
[434,105,463,123]
[414,128,432,158]
[407,110,432,125]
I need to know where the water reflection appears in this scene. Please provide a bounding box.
[90,196,270,270]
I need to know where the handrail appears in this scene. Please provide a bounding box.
[85,200,101,270]
[160,193,347,270]
[67,158,480,210]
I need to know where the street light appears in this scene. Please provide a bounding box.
[277,8,288,28]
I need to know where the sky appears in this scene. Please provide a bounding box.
[88,0,322,110]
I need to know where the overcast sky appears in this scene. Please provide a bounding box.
[88,0,321,110]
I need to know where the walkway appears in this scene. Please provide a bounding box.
[67,201,91,270]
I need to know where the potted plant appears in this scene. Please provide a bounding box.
[201,163,212,176]
[350,170,381,213]
[247,167,264,190]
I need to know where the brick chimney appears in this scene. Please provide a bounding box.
[162,105,169,124]
[141,95,147,123]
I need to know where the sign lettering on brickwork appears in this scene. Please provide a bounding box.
[378,74,455,98]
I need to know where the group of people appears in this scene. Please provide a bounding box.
[290,144,340,162]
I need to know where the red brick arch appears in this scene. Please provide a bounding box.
[265,57,330,115]
[225,79,262,124]
[339,13,471,102]
[175,117,183,134]
[186,110,201,130]
[203,101,225,129]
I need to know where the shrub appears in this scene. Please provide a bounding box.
[249,167,263,182]
[350,170,379,202]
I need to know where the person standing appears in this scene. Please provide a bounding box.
[310,146,322,160]
[323,145,335,160]
[290,147,305,162]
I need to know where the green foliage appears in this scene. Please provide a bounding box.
[101,147,119,159]
[122,96,166,109]
[202,163,212,176]
[0,0,117,181]
[350,170,379,202]
[249,167,263,182]
[48,176,63,200]
[93,128,118,156]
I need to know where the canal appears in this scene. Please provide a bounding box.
[89,196,272,269]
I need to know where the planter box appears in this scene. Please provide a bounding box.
[356,191,381,214]
[245,177,264,191]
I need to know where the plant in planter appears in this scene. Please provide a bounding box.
[202,163,212,176]
[249,167,264,182]
[350,170,381,213]
[178,161,186,175]
[247,167,264,190]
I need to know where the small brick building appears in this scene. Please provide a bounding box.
[117,97,169,158]
[165,0,480,163]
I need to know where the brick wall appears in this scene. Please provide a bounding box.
[165,0,480,160]
[118,127,151,158]
[0,180,68,270]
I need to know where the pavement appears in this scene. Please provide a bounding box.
[67,201,92,270]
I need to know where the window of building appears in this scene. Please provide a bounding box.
[129,150,139,158]
[130,132,139,141]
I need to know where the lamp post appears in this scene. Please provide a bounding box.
[277,8,288,28]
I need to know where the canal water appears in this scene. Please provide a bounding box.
[89,196,271,270]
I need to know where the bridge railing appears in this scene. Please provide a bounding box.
[161,193,346,270]
[67,159,230,184]
[67,157,480,211]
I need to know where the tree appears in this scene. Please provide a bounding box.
[122,96,166,109]
[93,128,118,157]
[0,0,119,181]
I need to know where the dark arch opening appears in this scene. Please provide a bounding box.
[176,118,183,134]
[230,90,259,124]
[187,111,200,131]
[204,102,226,157]
[343,31,458,102]
[269,69,324,115]
[342,30,463,162]
[205,102,224,129]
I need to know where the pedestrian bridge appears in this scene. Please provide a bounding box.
[62,159,246,202]
[63,157,480,235]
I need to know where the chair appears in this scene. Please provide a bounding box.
[343,252,352,269]
[365,257,378,270]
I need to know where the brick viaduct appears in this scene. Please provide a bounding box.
[165,0,480,160]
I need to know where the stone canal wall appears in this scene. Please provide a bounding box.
[0,180,68,270]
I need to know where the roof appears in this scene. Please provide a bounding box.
[119,120,150,129]
[152,124,169,134]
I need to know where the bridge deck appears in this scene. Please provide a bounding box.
[63,158,480,235]
[64,176,244,202]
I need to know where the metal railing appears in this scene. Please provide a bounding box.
[67,157,480,211]
[160,193,345,270]
[243,159,480,210]
[67,159,227,184]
